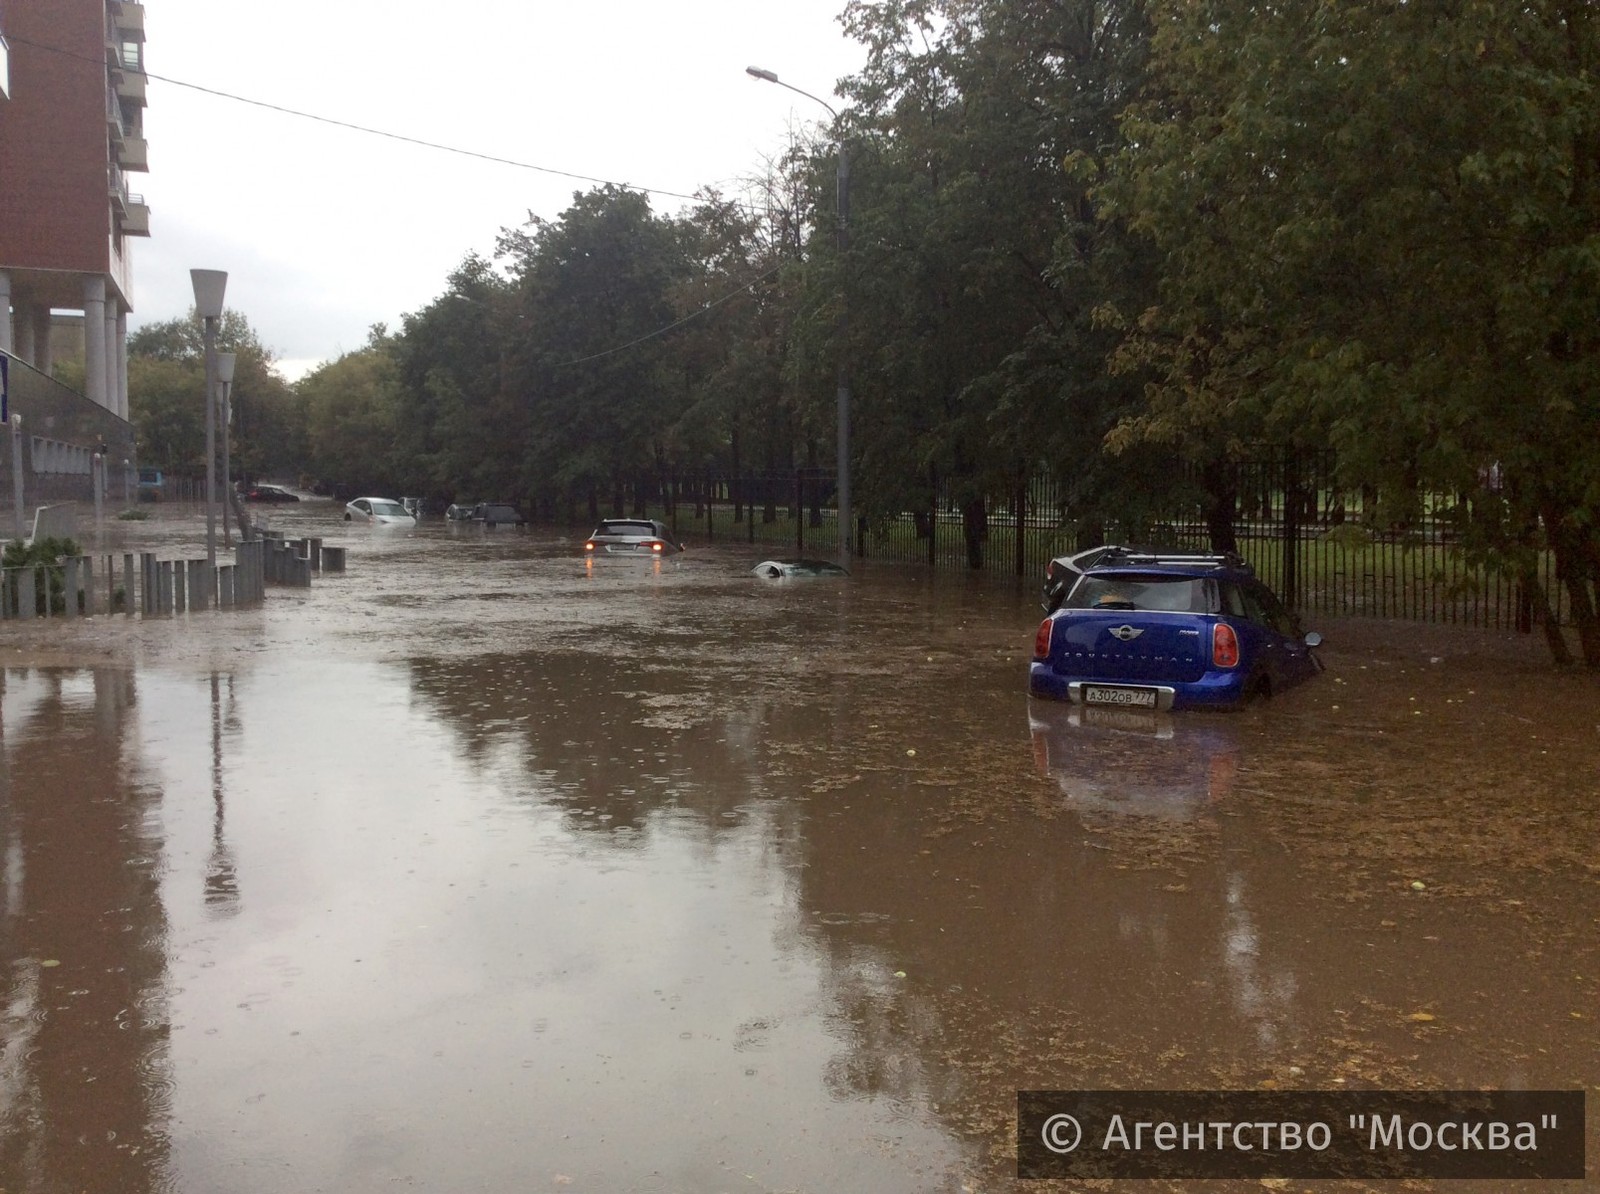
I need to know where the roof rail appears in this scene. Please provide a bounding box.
[1096,547,1252,571]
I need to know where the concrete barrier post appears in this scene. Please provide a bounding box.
[123,553,135,616]
[174,559,187,612]
[159,561,174,615]
[309,537,323,571]
[187,560,207,611]
[63,558,79,619]
[322,545,347,573]
[140,553,156,616]
[18,566,35,619]
[81,557,95,616]
[219,565,235,608]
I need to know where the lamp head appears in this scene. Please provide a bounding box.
[190,269,228,320]
[746,66,779,83]
[216,352,237,385]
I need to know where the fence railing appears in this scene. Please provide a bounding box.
[560,460,1570,632]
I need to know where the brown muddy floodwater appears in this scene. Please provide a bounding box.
[1,504,1596,1193]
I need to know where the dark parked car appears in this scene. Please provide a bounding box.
[445,503,475,522]
[242,484,300,503]
[1029,554,1322,711]
[583,519,683,556]
[471,503,526,526]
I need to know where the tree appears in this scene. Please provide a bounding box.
[127,310,303,482]
[1105,0,1600,664]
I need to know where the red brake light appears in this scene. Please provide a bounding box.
[1034,617,1054,660]
[584,541,596,552]
[650,541,663,553]
[1213,622,1240,668]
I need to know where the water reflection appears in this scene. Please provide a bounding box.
[204,674,240,918]
[1028,702,1242,819]
[0,667,171,1194]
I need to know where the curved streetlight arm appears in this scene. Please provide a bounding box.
[745,66,839,122]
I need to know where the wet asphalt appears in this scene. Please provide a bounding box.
[0,504,1596,1192]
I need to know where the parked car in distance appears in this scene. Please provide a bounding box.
[471,502,526,527]
[583,519,683,556]
[445,503,475,522]
[1029,554,1321,711]
[401,496,424,519]
[1041,543,1250,612]
[345,496,417,526]
[242,484,300,503]
[136,468,163,501]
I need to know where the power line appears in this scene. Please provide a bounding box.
[559,263,785,366]
[5,32,750,207]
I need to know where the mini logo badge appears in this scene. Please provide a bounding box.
[1109,625,1144,642]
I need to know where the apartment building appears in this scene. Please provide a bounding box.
[0,0,149,420]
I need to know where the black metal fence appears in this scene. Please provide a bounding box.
[569,456,1571,632]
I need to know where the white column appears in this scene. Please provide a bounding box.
[0,271,12,355]
[84,277,107,407]
[104,299,119,415]
[15,303,35,364]
[116,308,130,419]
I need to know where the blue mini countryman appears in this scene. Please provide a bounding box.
[1028,552,1323,711]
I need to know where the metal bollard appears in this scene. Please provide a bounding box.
[141,553,157,616]
[188,560,208,611]
[18,566,35,619]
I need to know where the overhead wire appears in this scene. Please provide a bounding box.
[6,31,825,366]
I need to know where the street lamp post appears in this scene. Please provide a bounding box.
[190,269,227,572]
[216,352,237,547]
[746,65,852,566]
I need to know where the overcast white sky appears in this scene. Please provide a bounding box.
[128,0,867,378]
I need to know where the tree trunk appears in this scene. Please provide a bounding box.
[1201,458,1239,554]
[963,496,988,570]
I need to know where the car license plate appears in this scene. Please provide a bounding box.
[1083,685,1158,709]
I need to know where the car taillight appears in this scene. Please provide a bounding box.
[1213,622,1240,668]
[650,541,663,553]
[584,541,596,552]
[1034,617,1054,660]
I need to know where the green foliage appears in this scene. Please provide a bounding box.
[2,537,82,614]
[128,310,304,481]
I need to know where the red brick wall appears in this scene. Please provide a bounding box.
[0,0,114,275]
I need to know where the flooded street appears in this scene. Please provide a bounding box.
[2,507,1597,1192]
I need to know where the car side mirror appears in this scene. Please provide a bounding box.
[1304,631,1323,648]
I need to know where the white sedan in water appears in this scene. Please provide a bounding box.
[345,496,417,526]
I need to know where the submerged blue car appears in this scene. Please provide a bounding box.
[1028,553,1323,711]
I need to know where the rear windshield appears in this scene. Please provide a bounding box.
[595,521,656,535]
[371,501,409,516]
[1065,574,1217,613]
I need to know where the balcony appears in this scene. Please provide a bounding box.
[107,86,126,141]
[114,67,145,105]
[109,164,128,212]
[116,2,146,38]
[118,136,148,171]
[121,197,150,237]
